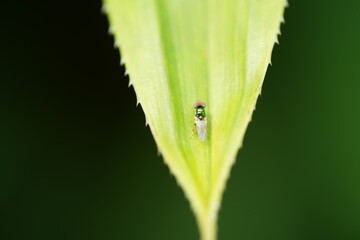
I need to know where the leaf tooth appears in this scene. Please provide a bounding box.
[275,36,279,44]
[120,57,125,66]
[108,26,114,35]
[124,69,129,76]
[113,40,120,49]
[128,80,133,87]
[280,16,285,24]
[100,4,108,14]
[275,3,287,46]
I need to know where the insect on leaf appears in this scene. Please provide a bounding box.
[103,0,287,239]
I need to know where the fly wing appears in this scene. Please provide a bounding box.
[195,118,207,142]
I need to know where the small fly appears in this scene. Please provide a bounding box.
[193,101,207,142]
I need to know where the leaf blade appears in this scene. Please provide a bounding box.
[103,0,286,239]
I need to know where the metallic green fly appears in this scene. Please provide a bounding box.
[193,101,207,142]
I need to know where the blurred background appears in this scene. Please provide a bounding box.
[1,1,360,240]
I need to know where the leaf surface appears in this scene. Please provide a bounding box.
[103,0,286,239]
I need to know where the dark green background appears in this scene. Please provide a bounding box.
[1,1,359,240]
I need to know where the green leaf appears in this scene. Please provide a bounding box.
[103,0,286,239]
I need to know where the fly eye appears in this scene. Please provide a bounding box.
[193,101,206,109]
